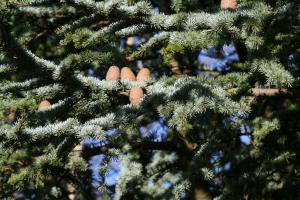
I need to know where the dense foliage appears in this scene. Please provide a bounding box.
[0,0,299,199]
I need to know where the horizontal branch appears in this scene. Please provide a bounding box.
[249,88,297,97]
[118,88,298,97]
[78,140,187,158]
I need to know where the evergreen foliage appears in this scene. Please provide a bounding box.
[0,0,299,199]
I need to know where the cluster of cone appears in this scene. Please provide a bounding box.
[221,0,237,10]
[37,66,150,111]
[36,0,234,111]
[106,66,150,107]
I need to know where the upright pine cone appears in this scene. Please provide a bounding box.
[106,66,120,81]
[129,87,144,107]
[38,100,51,111]
[221,0,237,10]
[136,68,150,82]
[121,67,136,81]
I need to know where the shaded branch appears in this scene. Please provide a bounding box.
[80,140,186,158]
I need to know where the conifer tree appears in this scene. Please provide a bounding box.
[0,0,299,199]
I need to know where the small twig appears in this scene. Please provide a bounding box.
[28,30,48,45]
[119,91,129,96]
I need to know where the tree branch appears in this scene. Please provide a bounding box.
[80,140,183,158]
[249,88,297,96]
